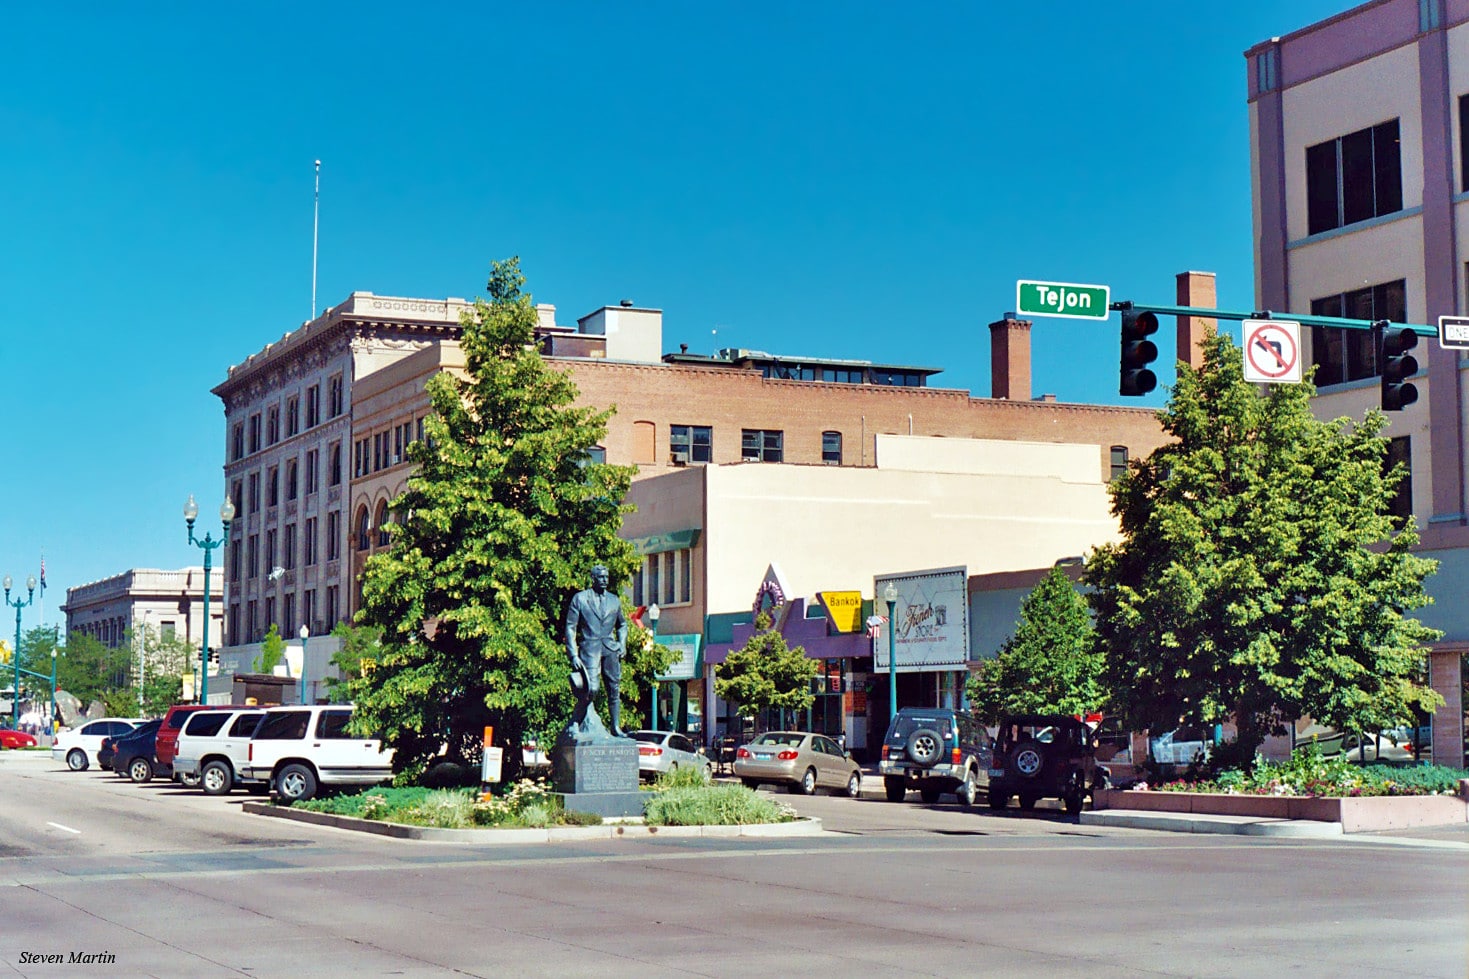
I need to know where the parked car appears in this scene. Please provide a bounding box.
[1149,724,1213,771]
[878,707,992,806]
[734,731,861,797]
[629,730,709,780]
[52,718,146,771]
[156,705,226,786]
[111,719,165,782]
[988,714,1104,815]
[240,705,394,803]
[173,708,266,795]
[0,727,39,749]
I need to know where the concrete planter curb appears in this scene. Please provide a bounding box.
[243,802,820,842]
[1092,787,1469,833]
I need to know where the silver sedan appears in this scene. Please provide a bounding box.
[733,731,861,797]
[630,730,710,779]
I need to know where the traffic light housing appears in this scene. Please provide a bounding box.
[1380,325,1419,411]
[1119,304,1160,396]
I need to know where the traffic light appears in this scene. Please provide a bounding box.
[1119,304,1160,396]
[1380,325,1419,411]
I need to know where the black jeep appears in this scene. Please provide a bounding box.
[987,714,1105,815]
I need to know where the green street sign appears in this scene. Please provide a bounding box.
[1016,280,1110,321]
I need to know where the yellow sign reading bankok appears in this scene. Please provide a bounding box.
[818,591,864,633]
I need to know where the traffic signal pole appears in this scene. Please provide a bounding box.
[1109,301,1436,338]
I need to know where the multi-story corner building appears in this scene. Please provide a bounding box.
[61,568,222,652]
[1247,0,1467,764]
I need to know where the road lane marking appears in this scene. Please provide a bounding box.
[46,822,80,834]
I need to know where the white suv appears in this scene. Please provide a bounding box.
[241,705,393,802]
[174,708,266,796]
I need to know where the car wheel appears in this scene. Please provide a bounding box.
[274,763,318,803]
[884,777,906,802]
[128,757,154,783]
[741,779,761,790]
[796,767,818,796]
[844,772,861,799]
[201,760,234,796]
[67,748,88,772]
[919,787,942,805]
[178,771,202,789]
[1018,792,1039,810]
[956,769,978,807]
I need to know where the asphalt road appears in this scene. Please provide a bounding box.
[2,750,1466,978]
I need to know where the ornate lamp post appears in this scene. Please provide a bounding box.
[184,494,235,704]
[883,582,899,723]
[646,604,660,730]
[4,574,36,727]
[298,623,310,705]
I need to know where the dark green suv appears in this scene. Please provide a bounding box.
[879,707,993,806]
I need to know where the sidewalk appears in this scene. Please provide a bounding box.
[1081,807,1469,846]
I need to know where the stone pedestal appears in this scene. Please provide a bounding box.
[552,740,645,818]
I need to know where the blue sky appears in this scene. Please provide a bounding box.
[1,1,1349,616]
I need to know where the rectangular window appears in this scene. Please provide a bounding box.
[265,529,277,572]
[662,551,676,605]
[228,606,239,644]
[231,479,244,517]
[231,423,244,461]
[631,565,644,607]
[327,510,340,560]
[246,600,258,641]
[303,589,315,631]
[1310,279,1407,384]
[1110,446,1129,481]
[679,551,691,603]
[248,413,261,454]
[1387,436,1413,523]
[416,417,425,444]
[286,458,298,501]
[267,405,280,445]
[1461,95,1469,192]
[306,384,320,427]
[822,431,842,465]
[329,374,344,417]
[267,466,279,508]
[286,396,300,437]
[283,523,297,570]
[636,548,693,606]
[305,449,318,495]
[248,535,259,577]
[265,597,275,636]
[284,593,295,633]
[1305,120,1403,235]
[330,443,343,486]
[670,424,713,463]
[393,425,403,465]
[742,429,783,462]
[230,538,242,582]
[248,473,260,513]
[326,585,339,628]
[647,555,660,605]
[304,517,318,565]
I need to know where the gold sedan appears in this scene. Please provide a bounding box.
[733,731,861,797]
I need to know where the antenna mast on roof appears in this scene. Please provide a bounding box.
[311,159,321,320]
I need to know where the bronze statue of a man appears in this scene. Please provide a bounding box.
[564,564,629,739]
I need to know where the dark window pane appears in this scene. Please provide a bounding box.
[255,711,310,740]
[186,712,229,737]
[1306,140,1340,234]
[1376,279,1407,323]
[1341,127,1375,226]
[1373,119,1402,216]
[1460,96,1469,192]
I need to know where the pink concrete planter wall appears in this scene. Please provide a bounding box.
[1093,788,1468,832]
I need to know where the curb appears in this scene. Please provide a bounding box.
[1079,810,1343,838]
[242,802,822,842]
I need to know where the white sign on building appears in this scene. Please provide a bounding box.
[872,566,970,673]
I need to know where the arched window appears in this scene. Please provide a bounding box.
[356,505,371,551]
[376,500,391,547]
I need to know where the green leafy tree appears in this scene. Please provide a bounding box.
[349,258,636,781]
[326,622,384,703]
[714,613,818,729]
[966,568,1103,723]
[253,624,286,674]
[128,626,196,717]
[1085,333,1443,756]
[54,632,131,709]
[618,616,679,732]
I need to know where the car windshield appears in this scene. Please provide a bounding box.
[890,715,953,740]
[630,731,666,745]
[753,733,805,748]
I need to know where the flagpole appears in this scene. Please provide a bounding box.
[312,159,321,320]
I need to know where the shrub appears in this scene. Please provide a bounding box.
[644,783,796,826]
[1144,743,1469,797]
[655,764,712,790]
[403,789,477,828]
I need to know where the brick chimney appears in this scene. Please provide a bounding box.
[989,317,1032,401]
[1176,271,1216,371]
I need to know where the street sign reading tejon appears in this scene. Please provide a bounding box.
[1015,280,1110,321]
[1439,315,1469,351]
[1242,319,1302,384]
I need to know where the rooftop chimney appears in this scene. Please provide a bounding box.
[1176,271,1216,371]
[988,316,1032,401]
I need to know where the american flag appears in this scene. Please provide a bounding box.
[865,615,887,639]
[39,556,46,593]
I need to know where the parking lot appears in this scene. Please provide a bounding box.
[4,749,1468,977]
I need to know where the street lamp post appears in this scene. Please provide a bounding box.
[646,604,661,731]
[4,575,36,727]
[185,494,235,705]
[883,582,899,724]
[298,623,310,705]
